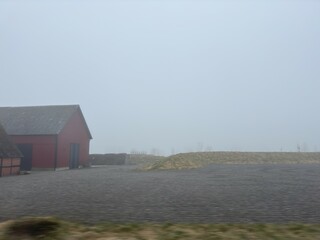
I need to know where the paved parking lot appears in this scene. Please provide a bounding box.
[1,164,320,224]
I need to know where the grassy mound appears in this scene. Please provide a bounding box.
[142,152,320,170]
[1,217,320,240]
[143,154,206,170]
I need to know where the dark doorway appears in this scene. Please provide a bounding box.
[17,144,33,171]
[69,143,80,169]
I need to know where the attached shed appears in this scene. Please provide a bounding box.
[0,105,92,171]
[0,123,23,177]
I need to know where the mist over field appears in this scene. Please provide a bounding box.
[1,1,319,155]
[2,3,320,239]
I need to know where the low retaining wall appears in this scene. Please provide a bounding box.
[89,153,127,165]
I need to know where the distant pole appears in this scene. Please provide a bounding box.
[297,144,301,152]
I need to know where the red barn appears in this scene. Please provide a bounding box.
[0,122,23,177]
[0,105,92,171]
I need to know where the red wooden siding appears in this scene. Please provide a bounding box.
[57,110,91,168]
[10,135,56,169]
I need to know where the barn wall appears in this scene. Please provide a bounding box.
[0,158,21,177]
[9,135,55,169]
[57,110,91,168]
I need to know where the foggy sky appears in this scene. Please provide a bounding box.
[1,0,319,155]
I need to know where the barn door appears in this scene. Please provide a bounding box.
[17,144,33,171]
[69,143,80,169]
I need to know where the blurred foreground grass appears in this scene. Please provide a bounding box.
[1,217,320,240]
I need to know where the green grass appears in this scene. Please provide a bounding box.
[1,217,320,240]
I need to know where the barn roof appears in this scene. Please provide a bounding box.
[0,105,92,138]
[0,123,23,158]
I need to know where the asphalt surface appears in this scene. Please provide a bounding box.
[0,164,320,224]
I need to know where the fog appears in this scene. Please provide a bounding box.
[1,0,319,155]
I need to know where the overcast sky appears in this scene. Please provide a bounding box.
[1,0,319,155]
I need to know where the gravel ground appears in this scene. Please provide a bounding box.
[0,164,320,224]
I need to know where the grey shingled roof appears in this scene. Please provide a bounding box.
[0,105,91,137]
[0,123,23,158]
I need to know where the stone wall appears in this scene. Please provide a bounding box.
[89,153,127,165]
